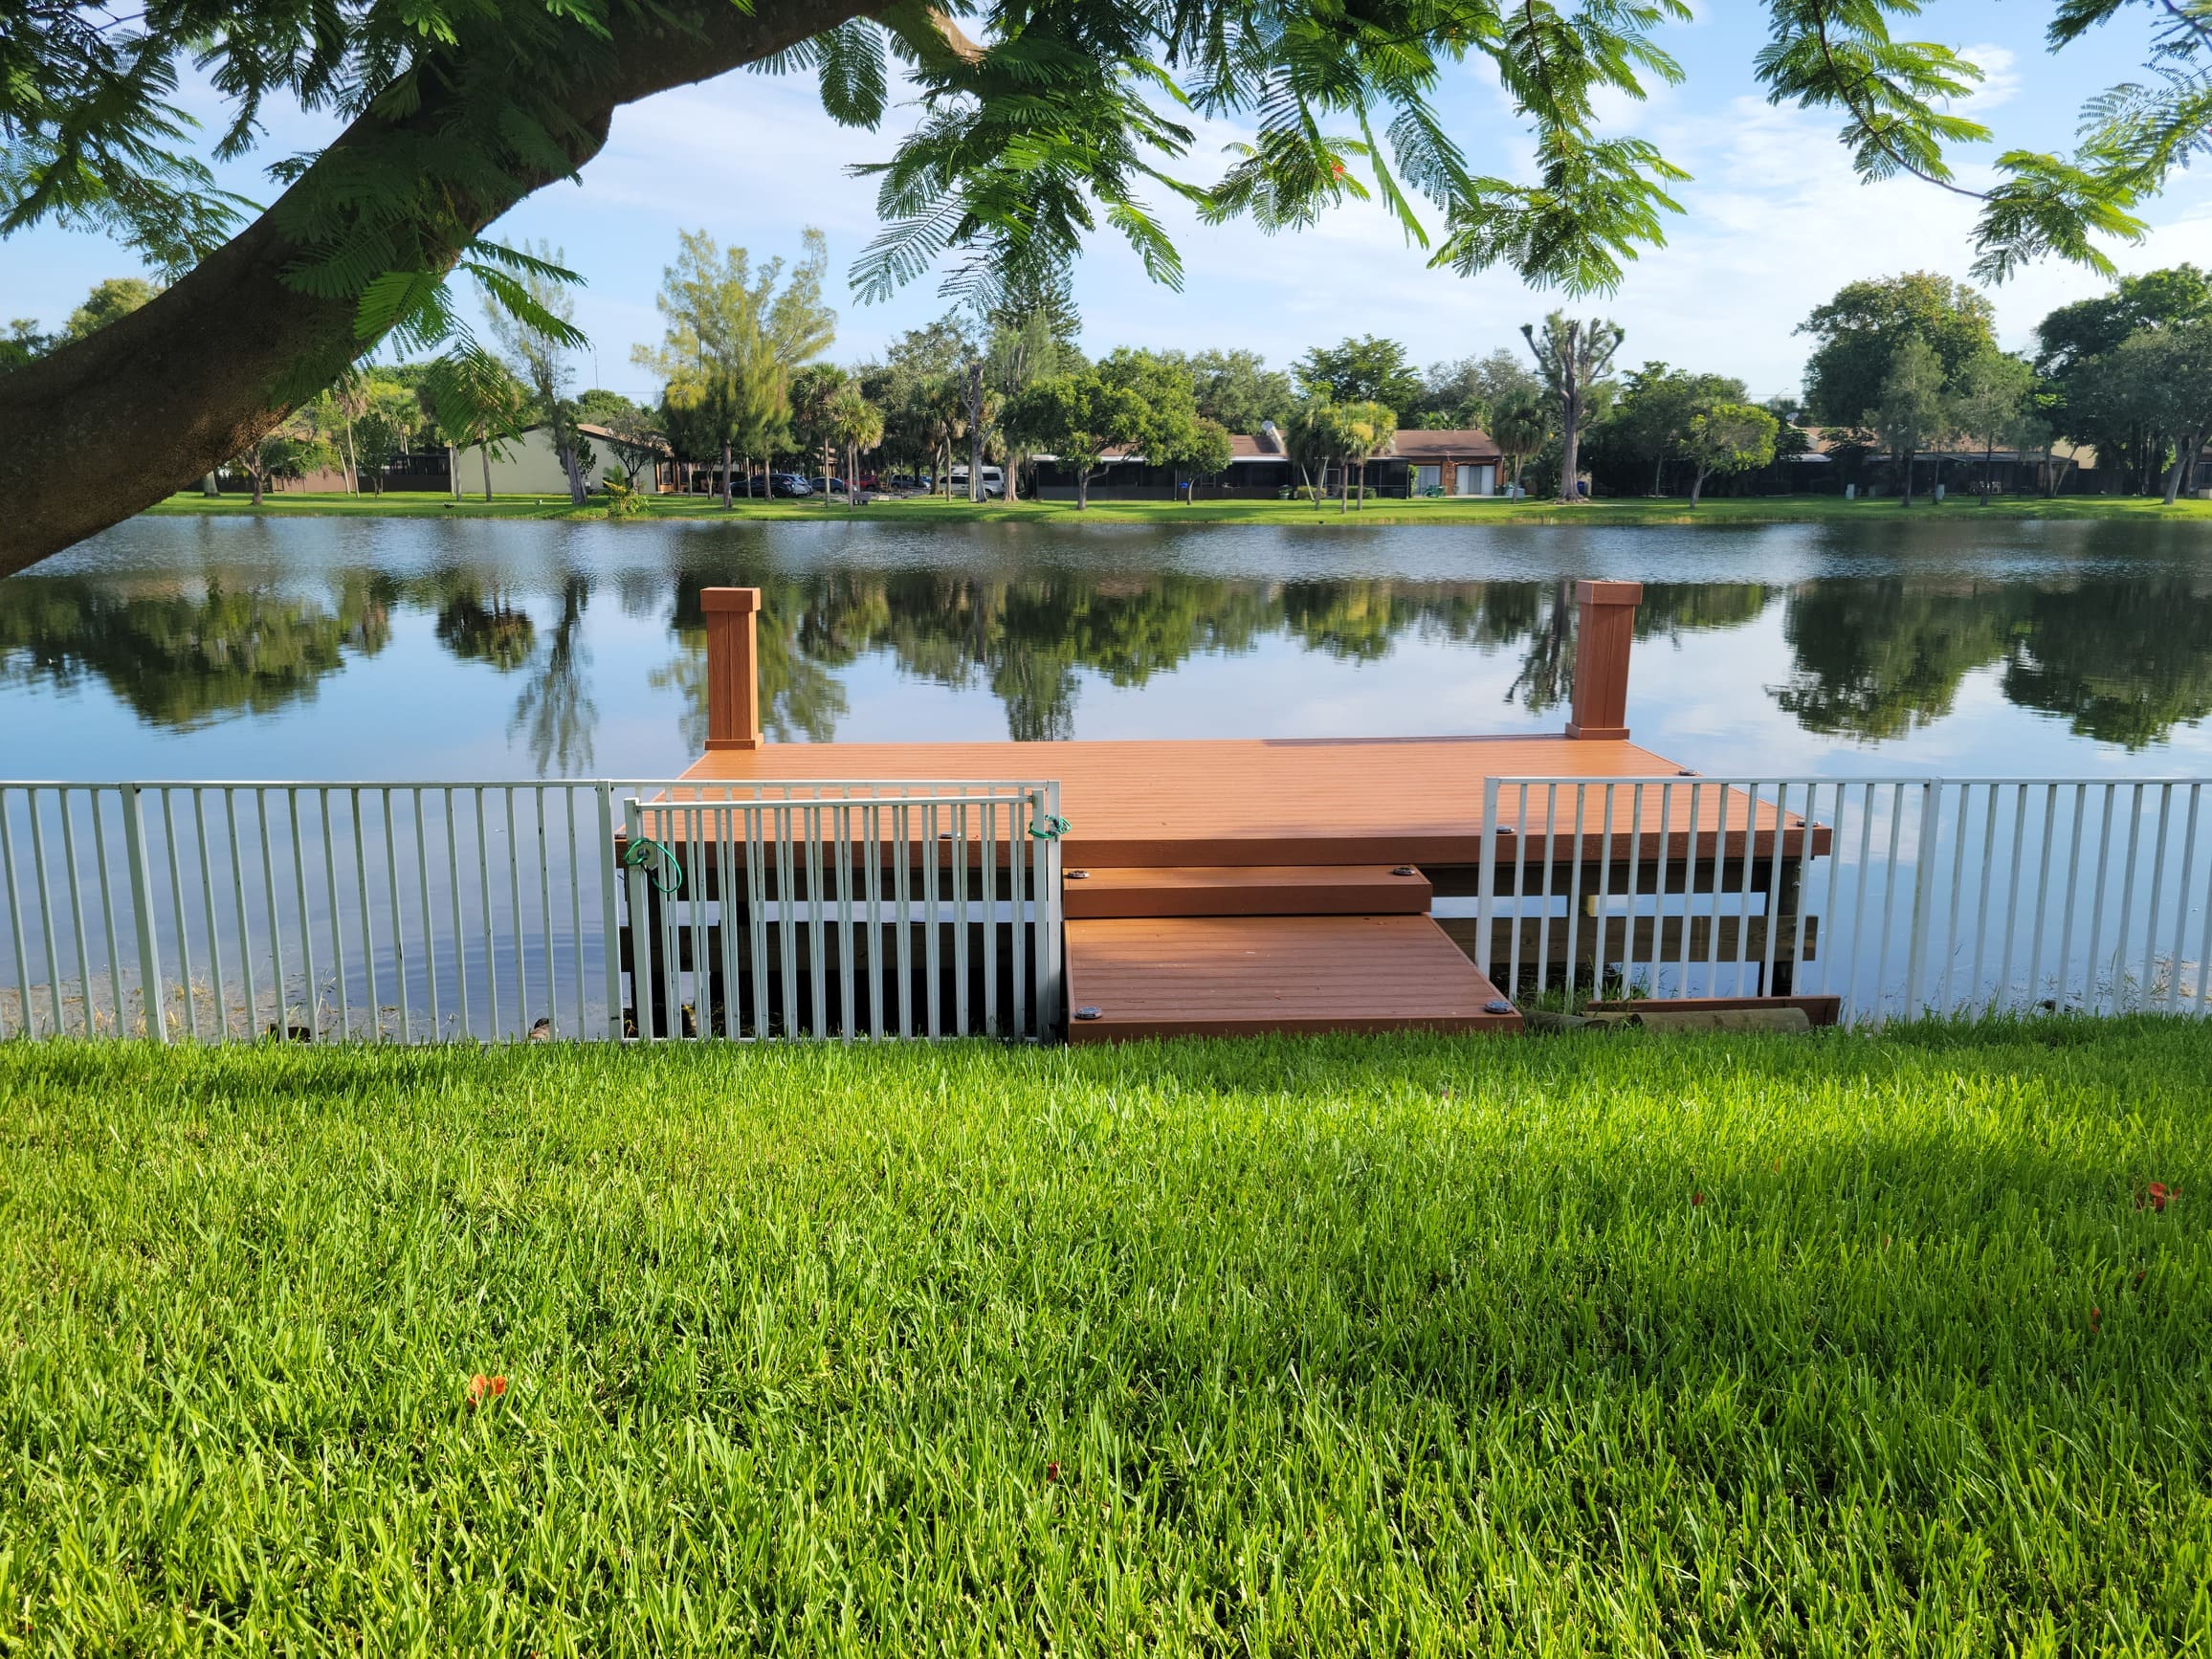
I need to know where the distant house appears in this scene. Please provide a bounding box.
[1790,427,2101,497]
[1030,422,1504,500]
[452,423,669,496]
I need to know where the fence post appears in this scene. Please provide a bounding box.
[1039,783,1065,1037]
[1476,776,1500,977]
[598,783,623,1039]
[1903,778,1945,1018]
[121,784,168,1043]
[701,587,763,751]
[622,798,654,1041]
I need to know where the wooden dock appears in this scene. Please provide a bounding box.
[679,581,1821,1043]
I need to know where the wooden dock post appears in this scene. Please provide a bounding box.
[702,586,763,750]
[1565,580,1642,741]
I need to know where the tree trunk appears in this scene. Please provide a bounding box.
[201,472,220,498]
[1899,450,1914,507]
[448,444,460,500]
[557,431,587,506]
[0,0,879,579]
[251,471,264,507]
[1651,453,1664,496]
[481,444,494,502]
[2162,431,2197,506]
[1076,468,1091,510]
[1338,461,1348,514]
[721,441,733,509]
[1557,393,1582,504]
[343,427,360,495]
[966,363,985,503]
[1689,466,1709,508]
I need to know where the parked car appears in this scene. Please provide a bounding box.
[809,476,850,496]
[948,465,1005,498]
[770,473,813,498]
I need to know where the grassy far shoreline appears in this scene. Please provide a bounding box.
[3,1021,2208,1650]
[143,489,2212,528]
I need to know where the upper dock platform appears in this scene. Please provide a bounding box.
[679,732,1698,868]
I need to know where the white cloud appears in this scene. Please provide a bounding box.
[1956,44,2022,114]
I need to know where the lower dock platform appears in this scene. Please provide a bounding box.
[1065,914,1522,1042]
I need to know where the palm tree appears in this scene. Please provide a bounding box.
[1338,401,1396,511]
[827,387,884,507]
[423,347,529,502]
[1285,401,1342,512]
[918,374,967,498]
[1490,398,1550,498]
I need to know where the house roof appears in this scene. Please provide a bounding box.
[1223,426,1503,464]
[576,422,671,455]
[1387,428,1501,461]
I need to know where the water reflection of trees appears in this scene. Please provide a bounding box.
[0,574,392,728]
[11,553,2212,758]
[660,569,1779,740]
[1774,577,2212,750]
[2004,582,2212,749]
[508,577,598,774]
[1773,583,2015,741]
[431,586,537,671]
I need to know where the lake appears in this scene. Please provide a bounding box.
[5,513,2212,782]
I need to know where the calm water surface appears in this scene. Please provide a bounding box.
[5,514,2211,781]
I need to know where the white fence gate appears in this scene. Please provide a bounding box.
[0,780,1063,1043]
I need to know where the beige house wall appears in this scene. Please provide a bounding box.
[453,428,630,496]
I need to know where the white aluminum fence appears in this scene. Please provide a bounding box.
[1476,777,2212,1022]
[0,780,1063,1044]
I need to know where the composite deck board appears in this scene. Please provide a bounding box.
[678,734,1817,866]
[1063,864,1432,918]
[1065,914,1521,1041]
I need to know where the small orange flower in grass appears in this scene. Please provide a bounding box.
[1046,1462,1061,1484]
[1691,1191,1706,1207]
[2139,1182,2176,1212]
[467,1374,509,1407]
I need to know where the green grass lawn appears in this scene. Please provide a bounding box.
[4,1024,2209,1651]
[144,489,2212,528]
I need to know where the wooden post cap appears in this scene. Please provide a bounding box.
[701,586,762,613]
[1574,580,1643,608]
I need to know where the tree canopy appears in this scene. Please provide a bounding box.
[0,0,2202,566]
[1293,337,1425,413]
[1799,273,1999,428]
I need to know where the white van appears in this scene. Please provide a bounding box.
[948,465,1005,498]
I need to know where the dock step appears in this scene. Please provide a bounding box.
[1062,863,1432,919]
[1064,914,1521,1043]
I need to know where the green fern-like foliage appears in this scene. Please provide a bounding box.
[0,0,2187,408]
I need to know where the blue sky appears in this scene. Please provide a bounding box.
[7,0,2204,404]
